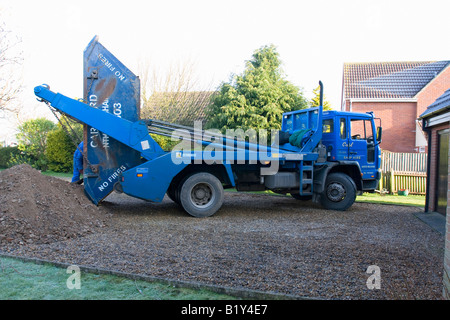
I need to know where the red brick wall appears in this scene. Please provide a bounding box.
[416,66,450,119]
[348,101,417,153]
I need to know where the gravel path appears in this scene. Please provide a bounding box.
[5,191,445,300]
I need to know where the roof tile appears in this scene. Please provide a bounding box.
[343,61,450,99]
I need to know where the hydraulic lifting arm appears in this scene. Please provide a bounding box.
[34,85,164,160]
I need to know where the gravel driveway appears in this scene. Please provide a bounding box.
[7,191,445,300]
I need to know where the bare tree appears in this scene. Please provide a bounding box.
[138,57,215,126]
[0,9,23,116]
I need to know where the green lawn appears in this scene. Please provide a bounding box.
[0,256,238,300]
[0,168,72,179]
[226,188,425,208]
[40,170,72,179]
[356,192,425,207]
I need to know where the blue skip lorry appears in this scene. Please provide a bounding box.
[34,36,382,217]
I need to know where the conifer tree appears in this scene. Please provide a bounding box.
[206,45,308,132]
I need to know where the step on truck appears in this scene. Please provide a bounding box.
[34,36,382,217]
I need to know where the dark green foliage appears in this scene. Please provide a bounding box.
[7,152,37,169]
[150,134,180,152]
[46,127,76,172]
[46,117,83,172]
[15,118,56,171]
[0,146,20,168]
[206,45,308,132]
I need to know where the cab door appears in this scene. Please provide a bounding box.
[336,116,350,161]
[348,117,375,174]
[321,116,349,161]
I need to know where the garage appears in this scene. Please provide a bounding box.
[419,88,450,299]
[419,88,450,216]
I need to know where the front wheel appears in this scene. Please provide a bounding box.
[320,173,356,211]
[179,172,224,218]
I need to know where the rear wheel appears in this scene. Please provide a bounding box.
[320,173,356,211]
[179,172,224,218]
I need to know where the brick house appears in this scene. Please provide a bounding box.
[418,89,450,299]
[341,61,450,153]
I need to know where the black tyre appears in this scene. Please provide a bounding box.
[113,182,123,193]
[290,193,312,201]
[166,183,178,203]
[320,173,356,211]
[179,172,224,218]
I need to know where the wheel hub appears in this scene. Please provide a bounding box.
[326,182,346,202]
[191,183,213,207]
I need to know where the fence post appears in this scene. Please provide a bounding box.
[390,169,395,194]
[379,171,384,191]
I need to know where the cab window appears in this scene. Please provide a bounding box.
[350,119,373,140]
[340,118,347,139]
[322,119,333,134]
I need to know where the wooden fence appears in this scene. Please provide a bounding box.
[378,170,427,195]
[380,151,427,172]
[378,152,427,195]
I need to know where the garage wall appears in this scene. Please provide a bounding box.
[426,123,450,212]
[445,210,450,299]
[444,129,450,299]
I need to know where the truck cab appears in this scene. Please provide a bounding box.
[280,108,382,210]
[321,110,382,191]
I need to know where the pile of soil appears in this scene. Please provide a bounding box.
[0,164,108,247]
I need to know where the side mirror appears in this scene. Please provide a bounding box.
[376,127,382,142]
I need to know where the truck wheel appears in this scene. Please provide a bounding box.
[320,173,356,211]
[179,172,224,218]
[113,182,123,193]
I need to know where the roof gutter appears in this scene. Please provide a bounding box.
[349,98,418,103]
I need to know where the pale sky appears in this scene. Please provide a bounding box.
[1,0,449,140]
